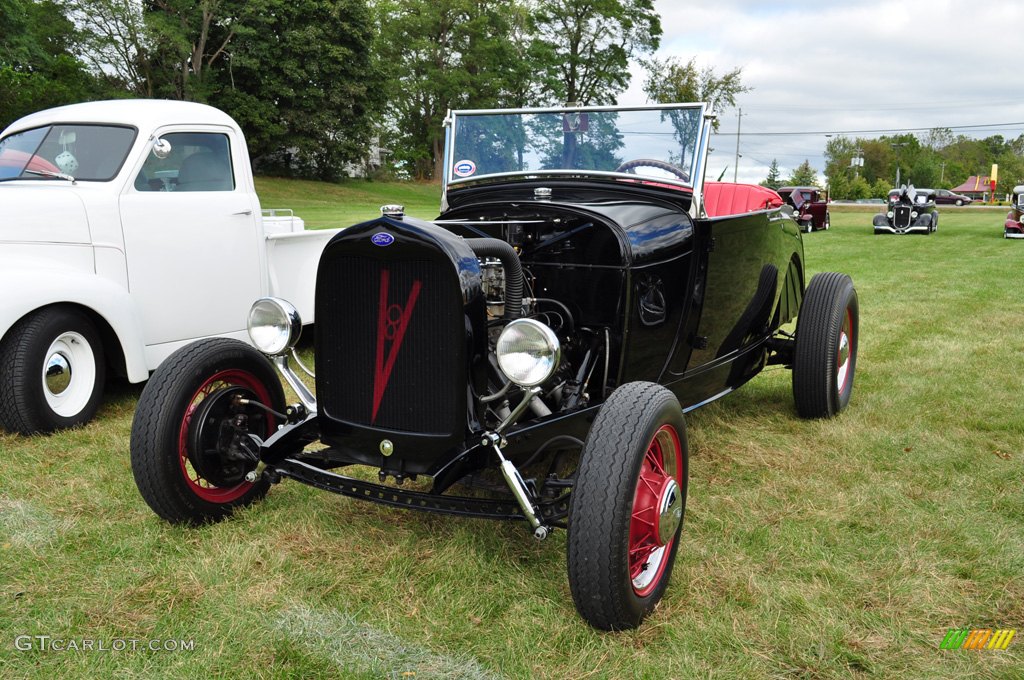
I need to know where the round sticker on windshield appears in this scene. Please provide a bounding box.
[453,160,477,177]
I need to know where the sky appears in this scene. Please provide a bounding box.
[620,0,1024,186]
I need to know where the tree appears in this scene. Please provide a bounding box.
[532,0,661,106]
[788,160,818,187]
[1,1,104,128]
[68,0,156,96]
[871,178,890,199]
[376,0,537,179]
[642,56,749,131]
[760,158,782,190]
[211,0,385,180]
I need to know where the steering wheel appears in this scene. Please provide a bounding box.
[614,158,690,182]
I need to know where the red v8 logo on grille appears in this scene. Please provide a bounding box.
[372,268,422,423]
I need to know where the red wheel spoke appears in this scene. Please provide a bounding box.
[177,369,275,504]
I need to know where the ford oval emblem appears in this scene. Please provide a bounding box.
[371,232,395,247]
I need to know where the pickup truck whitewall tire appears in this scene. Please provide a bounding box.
[0,307,106,435]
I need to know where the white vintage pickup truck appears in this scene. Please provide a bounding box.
[0,100,339,434]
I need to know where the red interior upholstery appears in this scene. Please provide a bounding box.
[703,182,784,217]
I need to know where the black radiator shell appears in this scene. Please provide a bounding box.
[314,215,487,470]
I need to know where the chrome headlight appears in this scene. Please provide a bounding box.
[248,297,302,356]
[495,319,561,387]
[886,211,894,219]
[911,211,919,219]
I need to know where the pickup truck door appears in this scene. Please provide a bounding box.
[118,128,263,347]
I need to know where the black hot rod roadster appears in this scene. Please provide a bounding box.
[130,104,859,631]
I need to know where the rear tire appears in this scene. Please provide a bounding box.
[130,338,284,525]
[793,273,859,418]
[0,307,105,435]
[567,382,688,630]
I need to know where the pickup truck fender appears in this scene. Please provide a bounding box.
[0,258,149,383]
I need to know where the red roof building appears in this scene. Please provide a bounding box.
[951,175,992,199]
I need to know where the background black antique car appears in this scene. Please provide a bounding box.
[778,185,830,232]
[130,104,860,631]
[875,185,938,234]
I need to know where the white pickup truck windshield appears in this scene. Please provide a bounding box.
[0,124,136,181]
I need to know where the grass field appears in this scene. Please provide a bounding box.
[1,185,1022,678]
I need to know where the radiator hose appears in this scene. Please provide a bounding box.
[465,238,523,320]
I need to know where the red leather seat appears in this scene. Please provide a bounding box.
[703,182,784,217]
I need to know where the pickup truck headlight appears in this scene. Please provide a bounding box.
[886,211,894,219]
[496,319,561,387]
[248,297,302,356]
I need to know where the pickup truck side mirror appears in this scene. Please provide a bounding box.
[152,138,172,160]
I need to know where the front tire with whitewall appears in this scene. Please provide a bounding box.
[567,381,688,630]
[0,307,105,435]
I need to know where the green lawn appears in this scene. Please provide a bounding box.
[254,176,443,228]
[1,194,1021,678]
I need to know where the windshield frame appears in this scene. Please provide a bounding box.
[442,103,712,217]
[0,122,138,182]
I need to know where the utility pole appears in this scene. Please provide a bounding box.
[733,108,743,183]
[891,142,907,187]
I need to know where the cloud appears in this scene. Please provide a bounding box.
[625,0,1024,184]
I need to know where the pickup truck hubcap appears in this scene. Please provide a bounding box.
[629,424,684,596]
[45,353,72,395]
[41,332,96,417]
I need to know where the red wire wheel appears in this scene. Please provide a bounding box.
[628,424,685,597]
[568,382,689,631]
[131,339,285,525]
[177,369,277,503]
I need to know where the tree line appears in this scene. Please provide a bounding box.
[1,0,749,182]
[760,130,1024,199]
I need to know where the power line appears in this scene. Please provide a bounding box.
[712,121,1024,137]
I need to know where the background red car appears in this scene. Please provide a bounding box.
[931,189,972,205]
[778,185,829,232]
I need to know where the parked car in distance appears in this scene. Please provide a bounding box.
[778,185,829,232]
[130,102,860,632]
[932,188,972,206]
[1004,185,1024,238]
[0,100,338,435]
[875,185,938,234]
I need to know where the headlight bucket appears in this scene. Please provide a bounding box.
[248,297,302,356]
[495,319,561,387]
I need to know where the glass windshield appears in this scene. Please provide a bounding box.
[0,124,137,181]
[447,106,704,188]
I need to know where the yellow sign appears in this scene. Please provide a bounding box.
[991,164,999,183]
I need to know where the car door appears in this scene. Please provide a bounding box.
[118,128,264,347]
[671,209,796,379]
